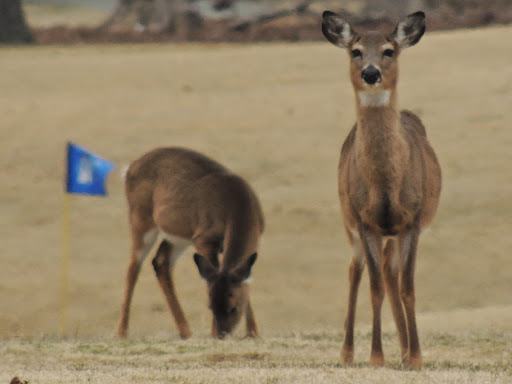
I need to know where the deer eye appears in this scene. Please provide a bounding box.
[351,49,362,58]
[383,49,394,58]
[229,306,237,314]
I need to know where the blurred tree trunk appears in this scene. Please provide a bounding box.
[0,0,34,44]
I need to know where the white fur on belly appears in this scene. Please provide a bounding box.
[160,232,192,269]
[136,228,159,262]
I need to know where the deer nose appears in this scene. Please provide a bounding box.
[217,330,228,339]
[361,66,382,85]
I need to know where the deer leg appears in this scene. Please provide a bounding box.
[245,299,258,338]
[341,233,365,365]
[341,257,364,364]
[359,225,385,367]
[118,225,158,339]
[211,317,218,338]
[152,240,191,339]
[118,256,141,339]
[193,240,222,338]
[382,239,408,360]
[399,226,422,369]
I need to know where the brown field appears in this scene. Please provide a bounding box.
[1,24,512,383]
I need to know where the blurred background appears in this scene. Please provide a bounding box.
[2,0,512,44]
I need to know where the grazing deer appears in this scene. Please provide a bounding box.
[117,147,263,340]
[322,11,442,368]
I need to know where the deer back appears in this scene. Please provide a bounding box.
[125,147,264,250]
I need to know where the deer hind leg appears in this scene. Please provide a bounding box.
[118,224,159,339]
[359,225,385,367]
[152,239,191,339]
[382,238,408,360]
[399,226,423,369]
[341,231,365,365]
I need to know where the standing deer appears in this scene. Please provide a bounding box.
[322,11,441,368]
[117,147,263,340]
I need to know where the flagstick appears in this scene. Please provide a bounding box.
[60,193,71,336]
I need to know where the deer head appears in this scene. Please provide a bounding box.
[193,252,257,338]
[322,11,425,106]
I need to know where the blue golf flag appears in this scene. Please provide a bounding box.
[66,142,116,196]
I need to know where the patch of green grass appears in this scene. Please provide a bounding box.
[76,343,111,355]
[425,360,512,374]
[299,331,342,342]
[429,334,459,346]
[176,344,208,354]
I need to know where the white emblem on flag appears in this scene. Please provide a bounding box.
[77,156,93,184]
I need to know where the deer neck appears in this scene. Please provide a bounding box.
[221,197,260,271]
[354,90,409,186]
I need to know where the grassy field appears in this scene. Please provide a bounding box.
[1,327,511,383]
[1,24,512,382]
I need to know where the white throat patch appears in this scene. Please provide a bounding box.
[358,90,391,107]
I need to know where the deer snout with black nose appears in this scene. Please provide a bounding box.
[361,65,382,85]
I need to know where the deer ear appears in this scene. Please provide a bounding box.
[231,253,258,283]
[322,11,355,49]
[193,253,218,282]
[393,11,426,49]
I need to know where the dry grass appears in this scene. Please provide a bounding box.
[1,328,511,383]
[0,24,511,383]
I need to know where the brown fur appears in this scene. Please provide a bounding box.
[322,11,442,368]
[118,147,264,340]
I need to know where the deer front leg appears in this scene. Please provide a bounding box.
[359,225,385,367]
[193,239,222,338]
[118,225,158,339]
[152,241,191,339]
[245,299,258,338]
[399,226,422,369]
[211,317,218,338]
[118,256,142,339]
[341,236,365,365]
[382,239,408,360]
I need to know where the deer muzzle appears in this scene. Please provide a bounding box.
[361,65,382,85]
